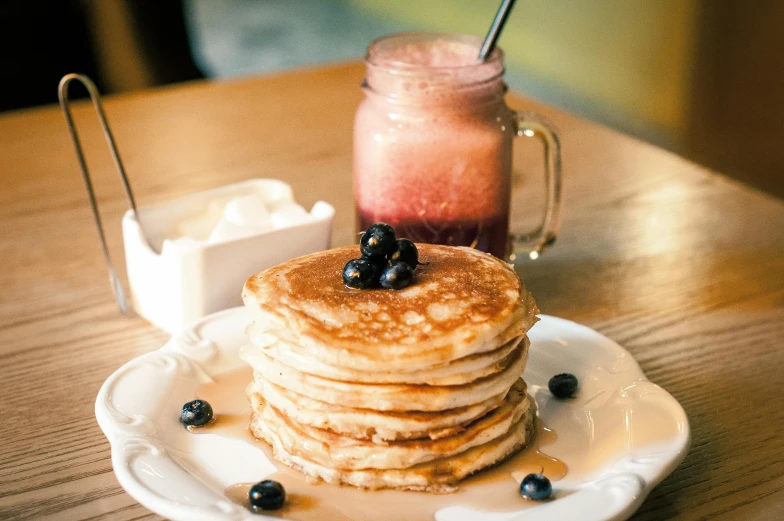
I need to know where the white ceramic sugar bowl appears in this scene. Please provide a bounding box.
[123,178,334,332]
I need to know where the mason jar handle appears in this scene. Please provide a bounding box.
[510,111,563,260]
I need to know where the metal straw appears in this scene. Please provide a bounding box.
[58,73,148,313]
[478,0,517,61]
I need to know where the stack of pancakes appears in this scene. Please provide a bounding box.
[240,244,539,492]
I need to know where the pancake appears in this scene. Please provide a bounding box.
[252,379,529,470]
[242,244,539,371]
[251,403,536,493]
[247,340,529,412]
[248,379,511,442]
[242,327,523,386]
[240,242,541,492]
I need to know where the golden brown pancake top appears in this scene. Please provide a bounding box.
[243,245,529,354]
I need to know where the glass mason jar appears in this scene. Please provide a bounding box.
[353,32,562,259]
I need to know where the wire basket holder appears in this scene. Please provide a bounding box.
[58,73,151,313]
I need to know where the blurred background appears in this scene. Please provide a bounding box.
[1,0,783,198]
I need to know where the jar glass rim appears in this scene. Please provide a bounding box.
[366,32,504,72]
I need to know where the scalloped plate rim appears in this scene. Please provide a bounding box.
[95,308,690,521]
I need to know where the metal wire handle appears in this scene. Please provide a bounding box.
[58,73,148,313]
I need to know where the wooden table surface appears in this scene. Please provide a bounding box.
[1,62,783,520]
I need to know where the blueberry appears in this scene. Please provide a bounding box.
[360,223,396,258]
[548,373,579,398]
[364,255,388,283]
[249,480,285,511]
[520,473,552,500]
[388,239,419,269]
[180,399,213,427]
[380,261,414,290]
[343,258,377,289]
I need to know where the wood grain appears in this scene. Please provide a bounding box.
[1,62,783,520]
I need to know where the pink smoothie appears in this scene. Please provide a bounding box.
[354,33,514,257]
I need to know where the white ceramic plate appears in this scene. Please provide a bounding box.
[96,308,689,521]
